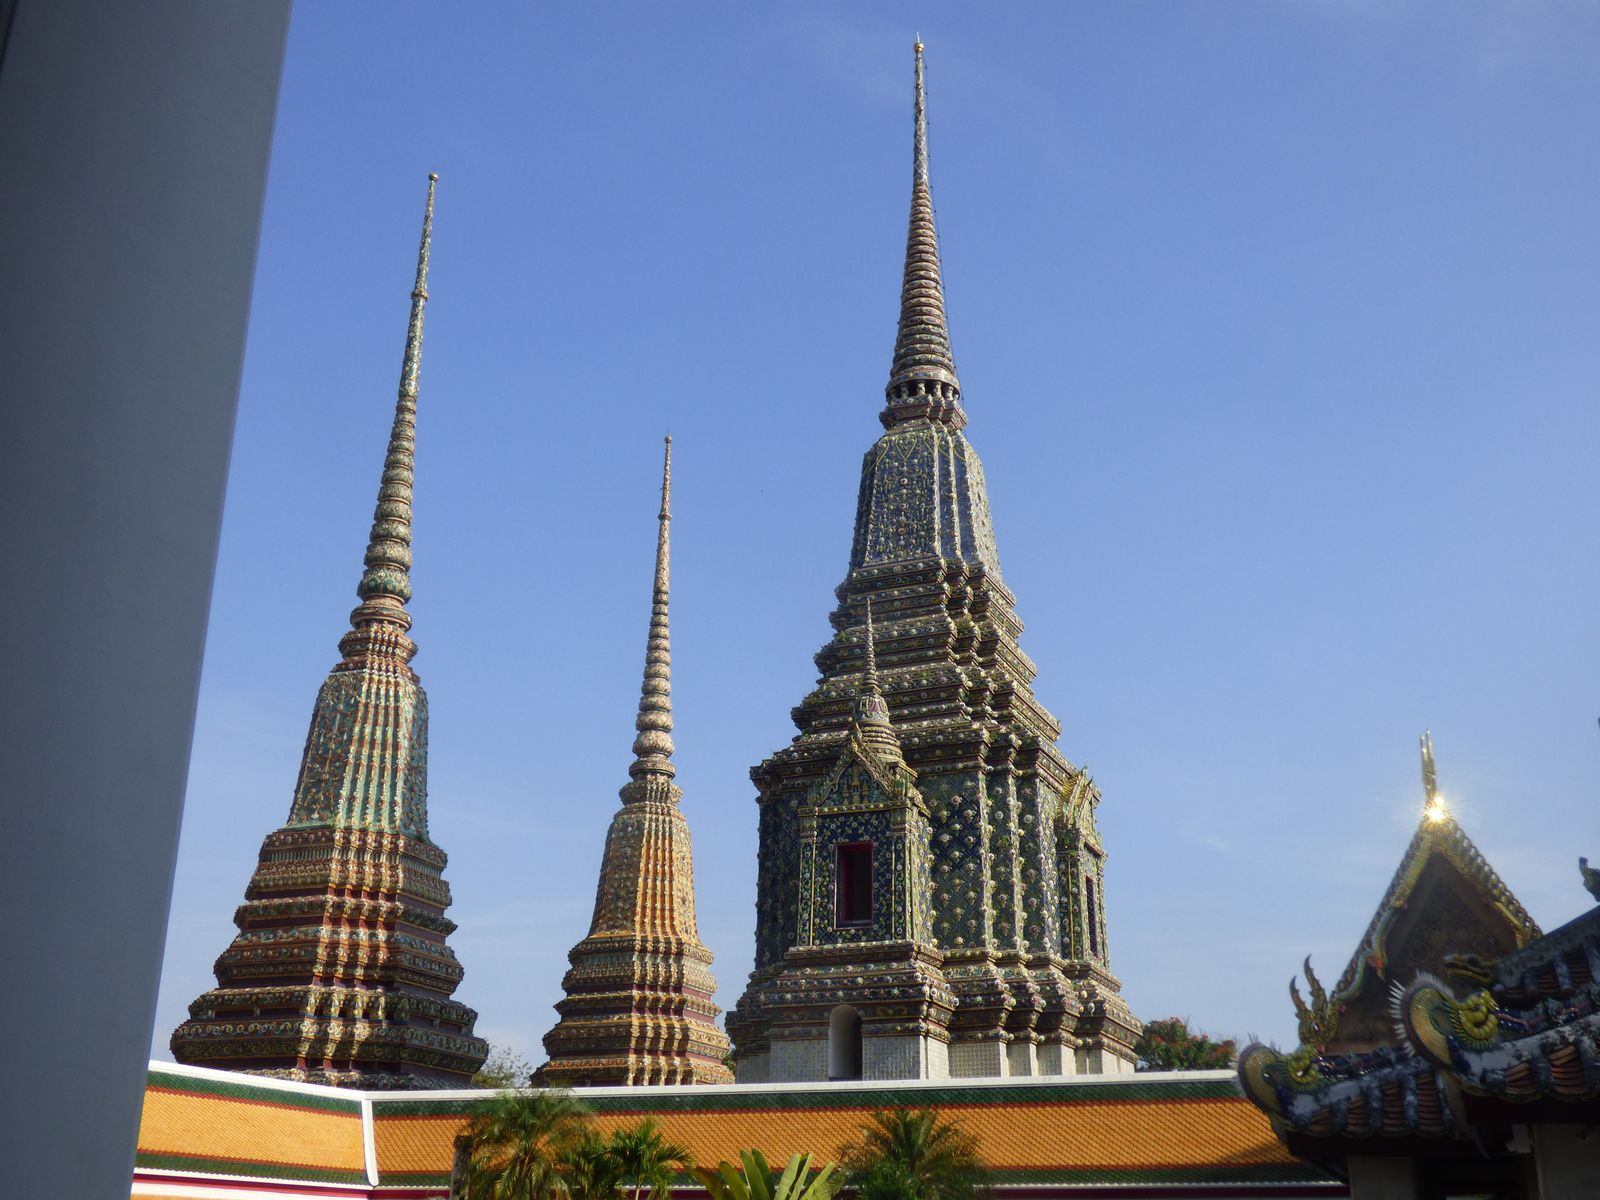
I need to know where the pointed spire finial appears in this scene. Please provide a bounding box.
[1421,731,1448,822]
[344,173,438,661]
[863,597,881,695]
[883,41,964,430]
[853,598,894,733]
[628,436,677,784]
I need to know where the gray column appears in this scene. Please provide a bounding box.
[0,1,289,1196]
[1533,1125,1600,1200]
[1345,1156,1418,1200]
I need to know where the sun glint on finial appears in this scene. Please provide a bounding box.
[915,33,924,54]
[1421,731,1449,823]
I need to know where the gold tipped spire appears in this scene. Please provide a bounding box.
[345,174,437,662]
[913,41,927,188]
[1421,731,1448,822]
[628,436,676,783]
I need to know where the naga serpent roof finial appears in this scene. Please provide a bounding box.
[883,40,964,430]
[343,173,437,664]
[628,435,677,783]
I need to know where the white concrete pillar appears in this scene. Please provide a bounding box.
[0,2,288,1196]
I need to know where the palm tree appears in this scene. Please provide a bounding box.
[837,1110,989,1200]
[605,1118,693,1200]
[696,1150,839,1200]
[456,1089,595,1200]
[561,1131,623,1200]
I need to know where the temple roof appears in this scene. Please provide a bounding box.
[134,1061,1337,1196]
[1326,736,1538,1050]
[1332,808,1539,999]
[1400,902,1600,1106]
[1237,738,1597,1156]
[1240,899,1600,1148]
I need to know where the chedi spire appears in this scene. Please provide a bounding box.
[171,176,487,1088]
[883,40,964,430]
[628,435,676,780]
[342,172,433,657]
[540,438,733,1086]
[729,45,1139,1082]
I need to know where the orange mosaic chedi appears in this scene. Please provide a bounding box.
[169,177,488,1088]
[538,438,733,1085]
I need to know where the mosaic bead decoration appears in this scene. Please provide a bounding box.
[538,439,734,1086]
[170,177,489,1089]
[727,46,1139,1081]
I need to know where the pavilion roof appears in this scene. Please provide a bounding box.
[133,1060,1337,1197]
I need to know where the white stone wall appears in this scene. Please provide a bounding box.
[1005,1040,1037,1077]
[756,1026,1126,1082]
[863,1033,949,1080]
[733,1052,770,1084]
[949,1039,1007,1077]
[1036,1040,1077,1075]
[769,1036,829,1082]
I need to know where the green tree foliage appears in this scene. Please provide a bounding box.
[606,1118,693,1200]
[456,1089,594,1200]
[695,1150,838,1200]
[855,1160,918,1200]
[472,1044,536,1090]
[562,1131,624,1200]
[1133,1017,1237,1071]
[837,1110,989,1200]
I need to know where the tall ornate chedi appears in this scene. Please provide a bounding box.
[171,176,488,1088]
[539,438,733,1086]
[727,45,1139,1082]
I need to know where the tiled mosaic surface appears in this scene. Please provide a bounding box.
[541,440,733,1086]
[171,178,487,1089]
[730,49,1137,1080]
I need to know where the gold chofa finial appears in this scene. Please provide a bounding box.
[1421,731,1448,822]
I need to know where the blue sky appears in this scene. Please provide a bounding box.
[154,2,1600,1062]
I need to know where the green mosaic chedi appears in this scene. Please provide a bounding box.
[726,45,1139,1082]
[170,176,488,1088]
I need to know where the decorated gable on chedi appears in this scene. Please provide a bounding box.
[796,704,933,949]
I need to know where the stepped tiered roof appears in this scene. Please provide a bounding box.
[539,439,732,1086]
[729,42,1136,1082]
[169,177,486,1088]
